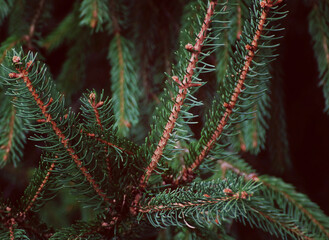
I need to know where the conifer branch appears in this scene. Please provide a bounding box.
[9,224,14,240]
[1,107,15,164]
[261,179,329,238]
[253,208,313,240]
[139,0,218,188]
[1,206,16,240]
[79,0,110,32]
[88,92,103,130]
[8,58,111,205]
[23,162,55,214]
[0,37,20,64]
[139,188,252,213]
[236,2,242,40]
[219,160,258,181]
[26,0,45,48]
[116,33,127,129]
[218,159,329,238]
[175,0,282,185]
[109,34,139,136]
[309,1,329,113]
[84,132,134,155]
[0,95,27,168]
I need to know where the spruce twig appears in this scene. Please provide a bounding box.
[174,0,283,185]
[218,159,329,238]
[8,57,111,205]
[139,0,218,188]
[25,0,45,49]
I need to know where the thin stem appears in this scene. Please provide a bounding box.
[236,1,242,39]
[115,33,129,129]
[84,131,134,155]
[90,0,98,29]
[255,208,313,240]
[218,160,329,238]
[88,92,103,130]
[26,0,45,48]
[175,0,281,185]
[138,189,251,213]
[1,106,15,163]
[9,62,111,205]
[139,0,218,188]
[23,162,56,214]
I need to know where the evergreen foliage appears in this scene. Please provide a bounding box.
[0,0,328,239]
[309,0,329,113]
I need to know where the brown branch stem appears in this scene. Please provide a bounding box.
[23,162,56,214]
[1,107,15,163]
[84,131,134,155]
[115,33,129,129]
[9,61,111,205]
[255,208,313,240]
[138,189,251,213]
[218,159,329,238]
[174,0,281,185]
[138,0,218,189]
[88,92,103,130]
[25,0,45,49]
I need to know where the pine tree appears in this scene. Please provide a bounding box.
[0,0,328,239]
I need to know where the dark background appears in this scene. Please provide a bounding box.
[0,0,328,239]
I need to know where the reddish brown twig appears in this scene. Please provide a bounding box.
[236,3,242,40]
[1,107,15,163]
[25,0,45,49]
[9,58,111,205]
[138,188,251,214]
[218,159,329,238]
[115,33,131,129]
[174,0,282,185]
[138,0,218,189]
[90,0,98,29]
[23,162,56,214]
[84,132,134,155]
[255,208,313,240]
[88,92,104,130]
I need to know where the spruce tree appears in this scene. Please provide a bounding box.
[0,0,328,239]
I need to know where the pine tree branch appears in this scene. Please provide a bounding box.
[0,106,15,164]
[218,159,329,238]
[137,177,259,228]
[309,1,329,113]
[138,188,252,214]
[26,0,45,48]
[219,160,259,181]
[253,207,313,240]
[109,34,139,136]
[139,0,218,188]
[87,92,114,181]
[83,131,134,155]
[8,58,112,205]
[174,0,283,185]
[23,162,55,214]
[110,0,120,33]
[0,95,27,168]
[79,0,110,32]
[88,92,104,130]
[236,1,242,40]
[9,224,14,240]
[1,206,17,240]
[0,37,20,64]
[261,179,329,239]
[116,33,127,129]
